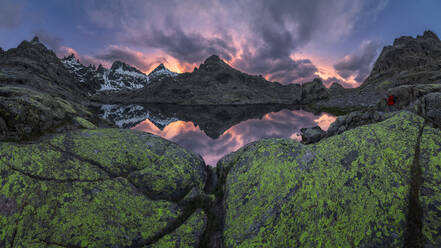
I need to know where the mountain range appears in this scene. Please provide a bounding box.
[1,31,441,141]
[61,54,178,92]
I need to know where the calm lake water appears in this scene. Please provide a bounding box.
[120,105,336,166]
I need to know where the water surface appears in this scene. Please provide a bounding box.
[124,106,336,166]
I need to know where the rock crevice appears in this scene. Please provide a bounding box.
[404,121,426,247]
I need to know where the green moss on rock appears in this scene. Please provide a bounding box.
[0,86,97,141]
[151,209,207,248]
[221,111,425,247]
[0,128,207,247]
[2,109,440,247]
[420,124,441,246]
[54,97,77,114]
[74,117,97,129]
[48,129,206,201]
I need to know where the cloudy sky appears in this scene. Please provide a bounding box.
[1,0,440,87]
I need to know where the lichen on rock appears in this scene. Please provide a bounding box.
[221,111,429,247]
[0,128,208,247]
[420,124,441,246]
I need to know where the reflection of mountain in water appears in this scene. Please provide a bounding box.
[100,104,302,138]
[100,104,178,129]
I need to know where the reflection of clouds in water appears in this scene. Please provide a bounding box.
[314,113,336,130]
[132,109,336,166]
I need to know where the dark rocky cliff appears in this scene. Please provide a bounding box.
[0,37,110,141]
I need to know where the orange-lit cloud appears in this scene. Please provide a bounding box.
[58,46,79,58]
[291,53,359,88]
[58,41,362,89]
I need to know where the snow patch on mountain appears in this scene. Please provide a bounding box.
[115,67,150,79]
[62,55,180,92]
[61,55,94,83]
[97,68,147,91]
[100,104,178,129]
[148,112,179,130]
[98,71,117,91]
[149,68,179,78]
[97,64,149,91]
[62,55,156,92]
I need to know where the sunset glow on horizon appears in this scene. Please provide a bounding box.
[2,1,440,88]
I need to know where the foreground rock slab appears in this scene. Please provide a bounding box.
[0,129,207,247]
[219,111,440,247]
[1,111,440,247]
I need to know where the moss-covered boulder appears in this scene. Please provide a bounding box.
[220,111,440,247]
[0,129,208,247]
[1,110,440,247]
[151,209,207,248]
[0,86,98,141]
[420,123,441,246]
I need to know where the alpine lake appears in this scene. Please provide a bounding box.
[100,104,336,166]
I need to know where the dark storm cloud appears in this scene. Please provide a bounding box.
[34,30,155,71]
[255,58,318,84]
[334,40,381,83]
[94,45,150,70]
[0,0,23,28]
[126,19,237,64]
[79,0,388,82]
[231,0,367,84]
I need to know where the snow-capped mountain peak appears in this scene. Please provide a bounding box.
[98,61,149,91]
[111,61,149,80]
[150,63,167,73]
[62,54,84,70]
[61,54,95,83]
[111,61,141,73]
[100,104,178,129]
[149,63,179,79]
[61,56,152,92]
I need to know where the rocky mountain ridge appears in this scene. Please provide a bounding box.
[0,37,110,141]
[2,32,441,142]
[2,36,343,107]
[363,30,441,87]
[149,63,179,79]
[94,55,306,105]
[61,54,179,93]
[310,30,441,117]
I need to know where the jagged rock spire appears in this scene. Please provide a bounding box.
[203,55,224,65]
[422,30,440,41]
[110,60,144,74]
[151,63,167,74]
[199,54,231,72]
[31,36,40,44]
[64,53,76,60]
